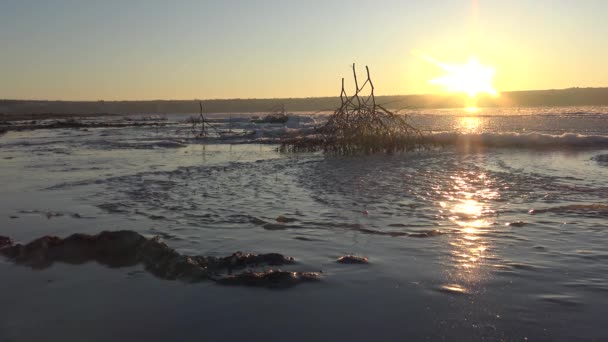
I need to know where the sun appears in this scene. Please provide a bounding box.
[425,55,498,99]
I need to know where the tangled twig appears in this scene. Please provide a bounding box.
[281,64,424,154]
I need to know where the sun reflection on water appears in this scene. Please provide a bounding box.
[457,116,482,133]
[440,174,498,294]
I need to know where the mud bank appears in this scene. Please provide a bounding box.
[0,230,321,288]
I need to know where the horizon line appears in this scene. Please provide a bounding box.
[1,86,605,103]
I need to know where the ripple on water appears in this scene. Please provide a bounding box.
[537,294,582,307]
[437,284,468,295]
[505,258,539,269]
[563,278,608,293]
[529,203,608,217]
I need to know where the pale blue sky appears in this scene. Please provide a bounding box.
[1,0,607,100]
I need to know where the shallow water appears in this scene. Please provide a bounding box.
[1,107,608,341]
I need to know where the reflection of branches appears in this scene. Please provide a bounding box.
[281,64,424,154]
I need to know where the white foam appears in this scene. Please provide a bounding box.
[426,132,608,148]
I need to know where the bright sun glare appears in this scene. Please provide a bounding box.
[425,55,498,99]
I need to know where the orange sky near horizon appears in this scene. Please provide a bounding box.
[1,1,607,101]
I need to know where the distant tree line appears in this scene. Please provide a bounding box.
[1,87,607,115]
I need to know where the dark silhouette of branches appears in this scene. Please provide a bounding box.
[281,64,424,154]
[181,101,222,138]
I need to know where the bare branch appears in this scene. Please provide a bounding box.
[281,64,425,155]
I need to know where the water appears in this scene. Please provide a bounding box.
[1,107,607,341]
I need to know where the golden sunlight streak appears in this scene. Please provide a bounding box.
[452,199,483,217]
[457,117,482,133]
[424,55,499,107]
[439,174,499,293]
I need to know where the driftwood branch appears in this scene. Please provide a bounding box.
[281,64,424,155]
[182,101,222,138]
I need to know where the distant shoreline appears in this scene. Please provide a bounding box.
[0,112,122,122]
[2,87,608,118]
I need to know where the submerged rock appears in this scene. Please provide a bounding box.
[0,236,12,249]
[336,255,369,264]
[249,217,267,225]
[409,230,444,238]
[217,270,321,288]
[276,215,297,223]
[356,227,408,237]
[592,154,608,165]
[1,231,146,269]
[0,231,315,288]
[262,223,288,231]
[45,211,64,219]
[506,221,527,227]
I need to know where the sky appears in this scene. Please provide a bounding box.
[1,0,607,100]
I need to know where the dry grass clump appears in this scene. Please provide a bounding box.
[281,64,424,154]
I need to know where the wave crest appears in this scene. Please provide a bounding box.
[427,132,608,148]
